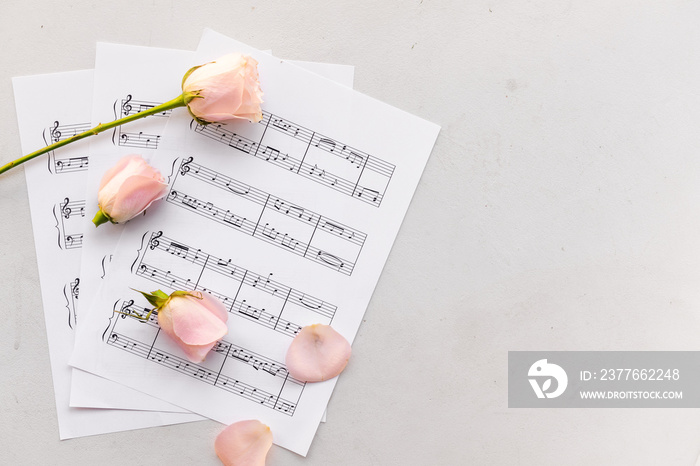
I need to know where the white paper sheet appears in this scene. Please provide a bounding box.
[71,30,440,455]
[70,43,203,413]
[12,70,202,439]
[70,43,354,417]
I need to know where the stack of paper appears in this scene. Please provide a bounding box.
[13,29,439,457]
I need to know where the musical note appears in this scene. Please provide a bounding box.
[321,221,345,236]
[262,146,282,161]
[182,195,198,210]
[261,223,278,241]
[212,341,229,354]
[316,250,344,270]
[271,198,309,221]
[228,134,252,153]
[139,232,337,323]
[223,211,244,228]
[346,151,364,168]
[230,347,252,363]
[119,130,161,149]
[356,186,380,203]
[225,178,251,195]
[298,293,323,310]
[271,118,300,136]
[151,352,168,363]
[166,241,189,257]
[68,157,88,169]
[166,168,364,275]
[238,301,262,320]
[281,234,299,251]
[314,137,337,152]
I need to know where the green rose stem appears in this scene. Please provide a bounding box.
[0,93,195,176]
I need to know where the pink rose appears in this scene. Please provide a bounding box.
[182,53,264,124]
[139,290,229,363]
[92,155,168,227]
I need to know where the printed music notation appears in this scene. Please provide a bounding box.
[191,109,395,207]
[107,300,304,415]
[169,157,366,276]
[113,94,170,150]
[54,197,86,250]
[133,231,336,338]
[118,131,161,149]
[42,121,91,174]
[63,278,79,329]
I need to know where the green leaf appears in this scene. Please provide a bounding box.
[135,289,170,309]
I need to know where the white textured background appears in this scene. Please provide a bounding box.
[3,1,700,464]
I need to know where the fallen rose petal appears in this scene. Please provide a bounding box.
[215,420,272,466]
[285,324,351,382]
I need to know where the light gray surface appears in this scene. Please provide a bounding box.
[3,1,700,465]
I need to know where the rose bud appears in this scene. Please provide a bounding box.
[92,155,168,227]
[215,420,273,466]
[285,324,352,382]
[138,290,228,363]
[182,53,264,125]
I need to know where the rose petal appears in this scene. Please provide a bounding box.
[285,324,351,382]
[180,341,218,363]
[198,292,229,323]
[184,54,245,87]
[157,304,174,335]
[109,175,168,222]
[215,420,272,466]
[157,307,217,363]
[98,155,134,191]
[170,296,228,346]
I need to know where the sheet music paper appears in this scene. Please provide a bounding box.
[12,70,202,439]
[69,43,203,413]
[71,30,440,455]
[69,43,354,417]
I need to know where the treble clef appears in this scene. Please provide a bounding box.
[60,197,71,219]
[71,278,80,300]
[149,231,163,250]
[51,121,61,143]
[180,156,193,176]
[119,299,135,319]
[121,94,133,116]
